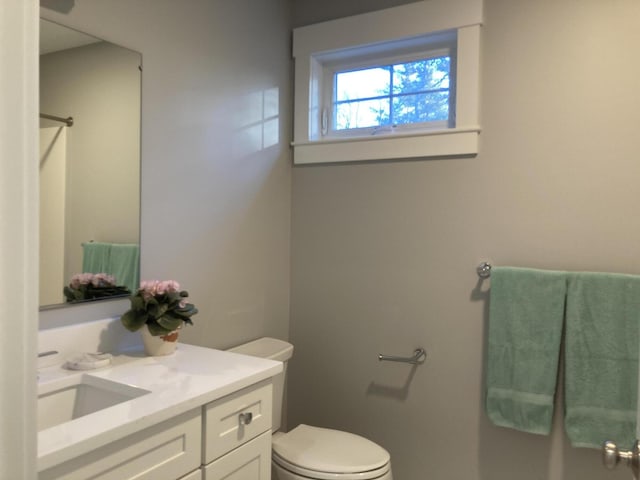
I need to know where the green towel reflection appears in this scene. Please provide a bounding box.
[82,242,140,294]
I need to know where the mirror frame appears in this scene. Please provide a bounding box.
[39,17,142,312]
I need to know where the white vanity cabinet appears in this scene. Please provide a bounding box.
[201,379,273,479]
[39,409,202,480]
[37,342,282,480]
[39,380,273,480]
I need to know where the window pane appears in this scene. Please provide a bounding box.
[335,67,390,102]
[333,55,452,131]
[335,99,390,130]
[392,92,449,125]
[392,56,450,94]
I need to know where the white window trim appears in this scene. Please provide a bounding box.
[292,0,482,165]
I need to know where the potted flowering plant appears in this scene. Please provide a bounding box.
[64,273,130,303]
[120,280,198,355]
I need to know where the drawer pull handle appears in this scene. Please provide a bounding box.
[239,412,253,425]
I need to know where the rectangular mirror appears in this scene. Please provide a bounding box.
[39,19,141,309]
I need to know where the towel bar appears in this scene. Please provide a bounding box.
[378,348,426,364]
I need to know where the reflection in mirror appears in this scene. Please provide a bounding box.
[39,19,141,309]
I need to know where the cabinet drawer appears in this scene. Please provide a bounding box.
[203,430,271,480]
[203,380,272,463]
[39,408,201,480]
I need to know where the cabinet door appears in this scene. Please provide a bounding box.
[203,430,271,480]
[39,409,201,480]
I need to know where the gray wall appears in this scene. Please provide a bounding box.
[38,0,640,478]
[292,0,419,26]
[41,0,292,348]
[289,0,640,478]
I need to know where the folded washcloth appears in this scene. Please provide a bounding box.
[63,352,112,370]
[564,271,640,448]
[486,266,567,435]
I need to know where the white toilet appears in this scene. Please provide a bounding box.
[229,337,393,480]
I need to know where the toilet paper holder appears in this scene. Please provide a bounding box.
[378,348,426,364]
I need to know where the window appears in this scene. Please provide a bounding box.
[292,0,482,164]
[334,56,452,131]
[328,45,455,136]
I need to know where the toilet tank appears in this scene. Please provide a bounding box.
[227,337,293,433]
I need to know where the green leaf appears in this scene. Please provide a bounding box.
[167,291,181,303]
[120,310,148,332]
[131,295,145,310]
[148,301,168,319]
[157,314,183,332]
[175,304,198,317]
[146,320,172,336]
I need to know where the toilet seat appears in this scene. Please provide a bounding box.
[272,424,391,480]
[273,452,391,480]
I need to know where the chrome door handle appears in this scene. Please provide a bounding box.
[602,440,640,479]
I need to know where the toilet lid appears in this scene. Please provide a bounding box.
[272,424,390,475]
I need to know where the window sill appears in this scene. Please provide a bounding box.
[292,127,480,164]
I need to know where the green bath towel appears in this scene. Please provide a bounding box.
[109,243,140,294]
[486,267,567,435]
[82,242,139,294]
[564,272,640,448]
[82,242,111,274]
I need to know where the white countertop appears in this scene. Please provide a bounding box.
[37,343,282,472]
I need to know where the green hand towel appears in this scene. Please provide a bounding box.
[109,243,140,294]
[486,266,567,435]
[82,242,112,274]
[565,272,640,448]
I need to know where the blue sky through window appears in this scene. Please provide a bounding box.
[334,55,450,131]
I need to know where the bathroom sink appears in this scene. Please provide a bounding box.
[38,375,150,432]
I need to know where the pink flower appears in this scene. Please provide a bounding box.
[91,273,115,287]
[137,280,154,300]
[142,280,160,292]
[157,280,180,294]
[70,273,95,288]
[70,274,83,289]
[138,280,183,301]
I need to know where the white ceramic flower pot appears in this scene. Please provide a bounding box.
[140,324,179,356]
